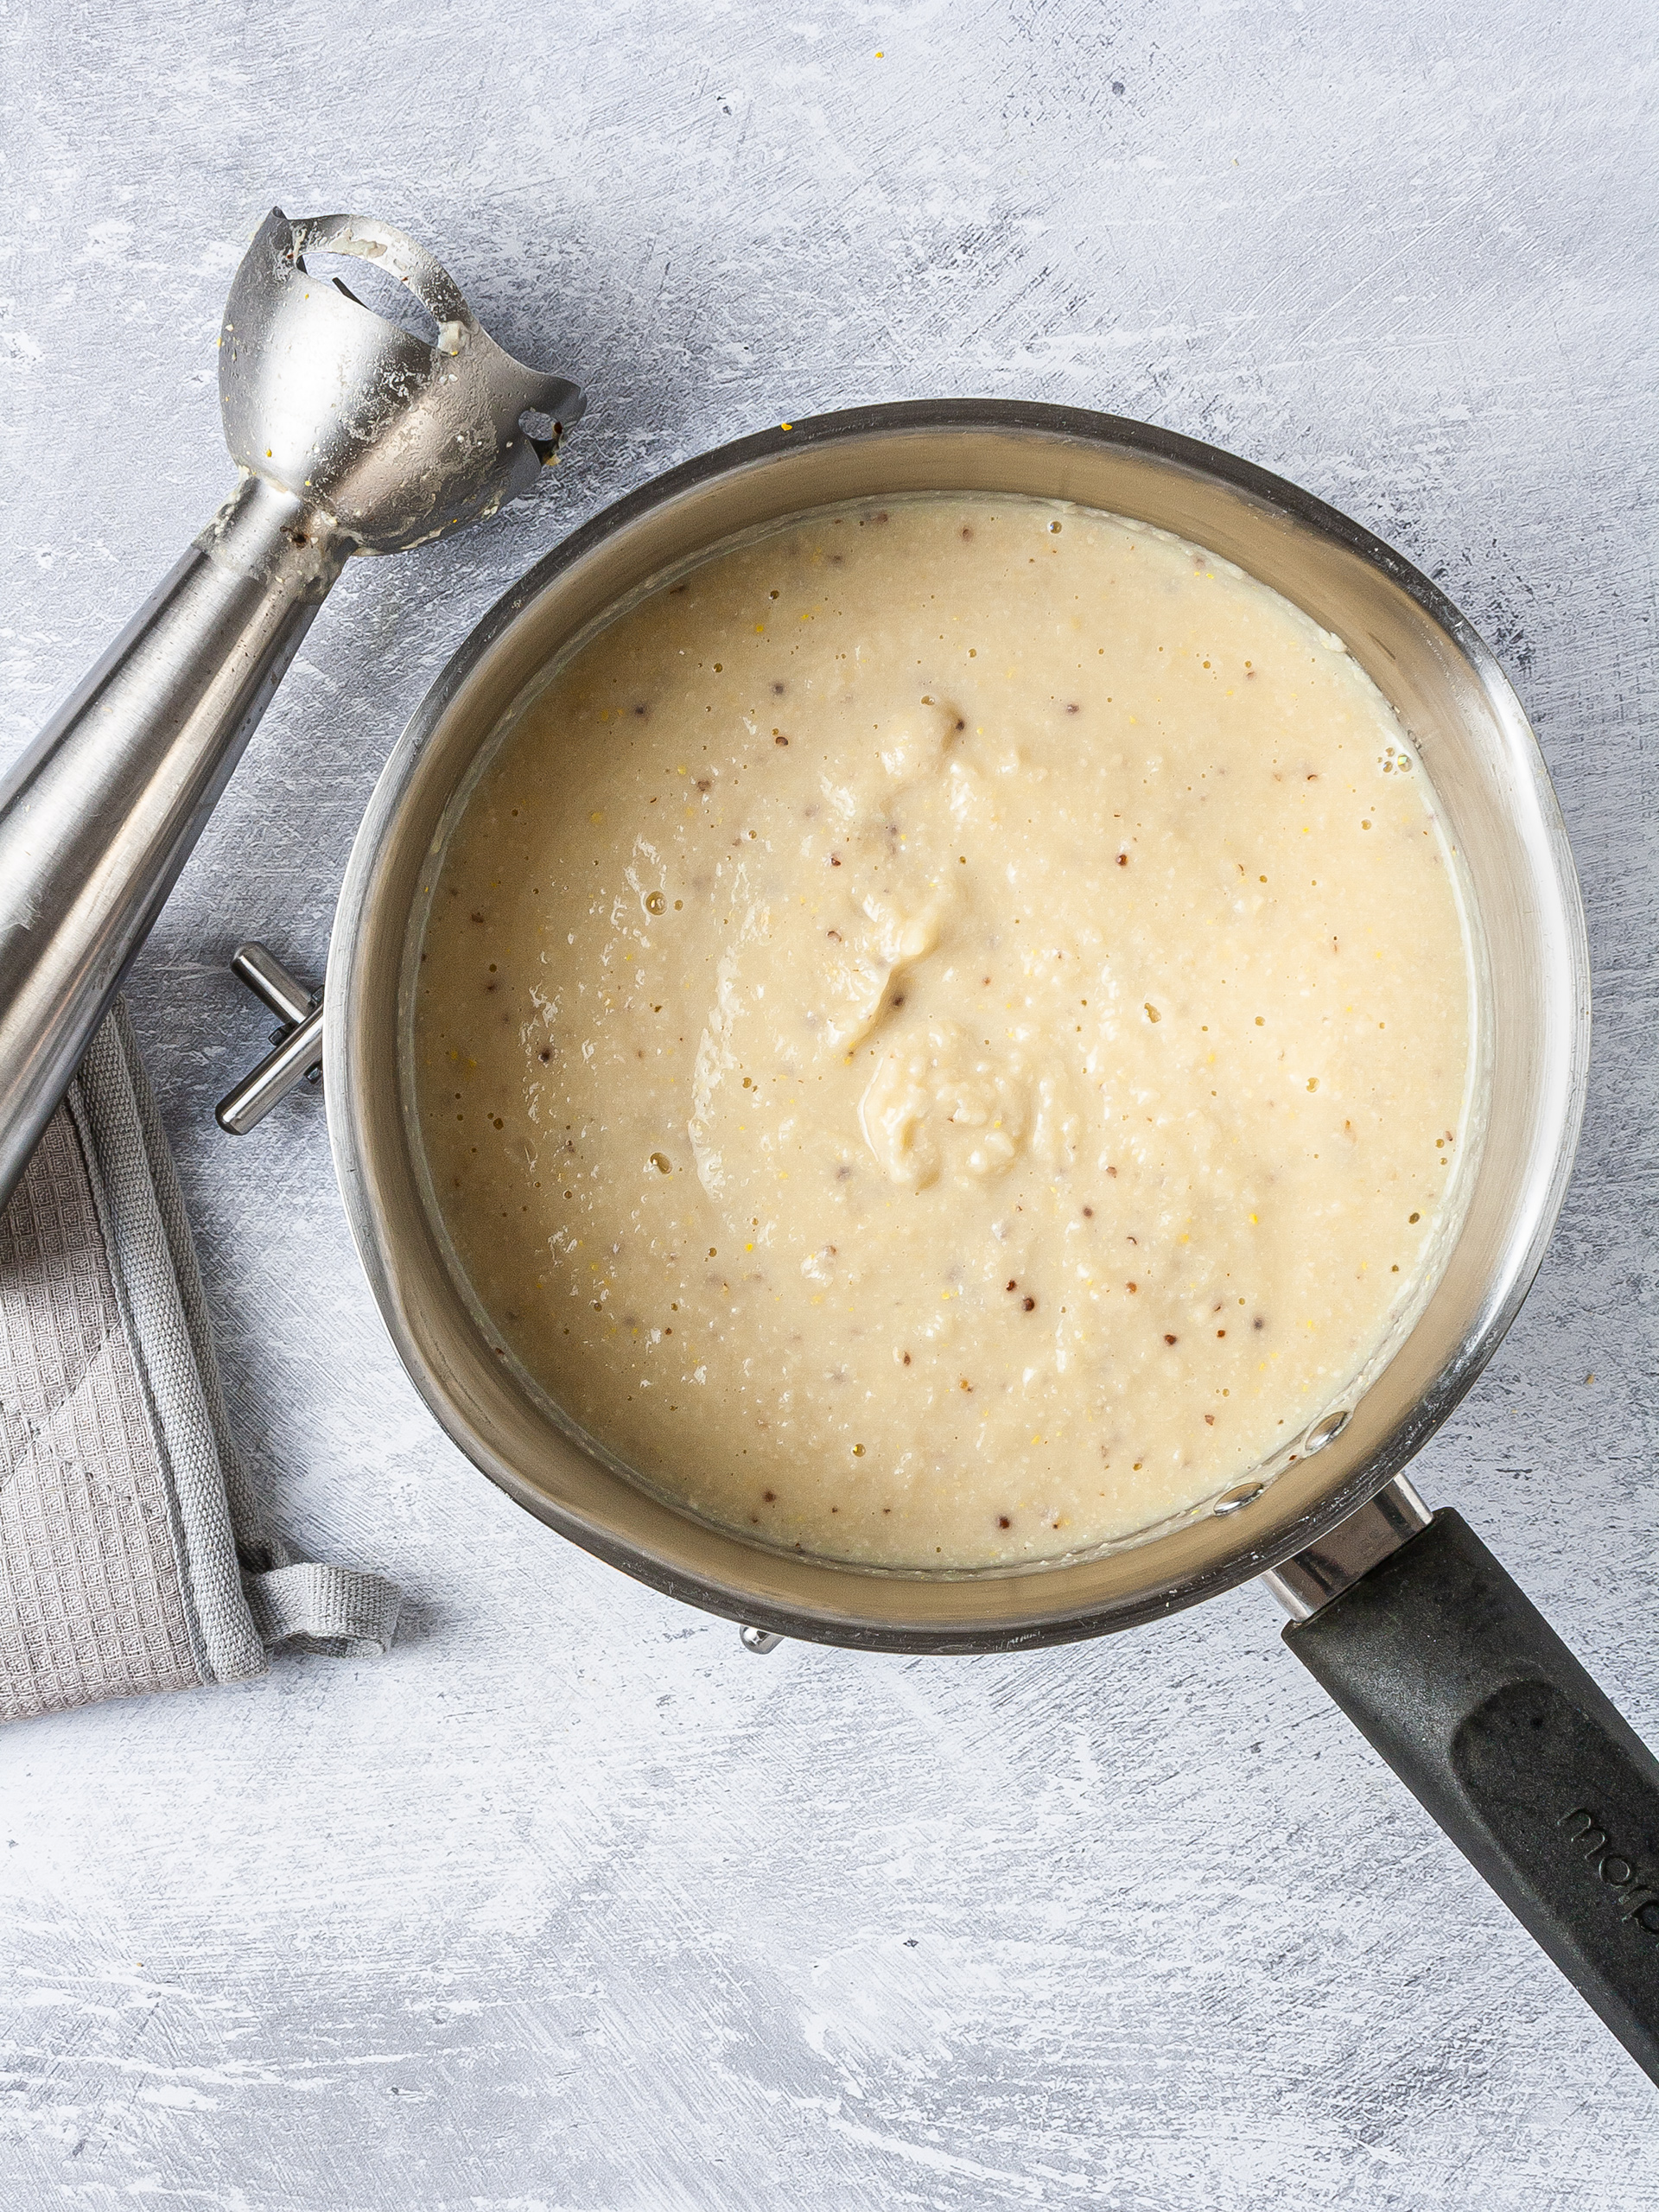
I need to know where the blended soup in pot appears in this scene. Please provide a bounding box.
[412,495,1471,1568]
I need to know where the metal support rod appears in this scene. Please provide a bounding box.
[231,941,315,1028]
[217,1001,325,1135]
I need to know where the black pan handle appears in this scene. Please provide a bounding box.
[1283,1507,1659,2082]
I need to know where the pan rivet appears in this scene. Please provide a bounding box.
[1214,1481,1266,1516]
[740,1625,783,1654]
[1304,1410,1351,1454]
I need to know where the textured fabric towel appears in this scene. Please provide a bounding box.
[0,1001,400,1724]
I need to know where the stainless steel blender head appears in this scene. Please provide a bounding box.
[220,209,581,553]
[0,206,583,1212]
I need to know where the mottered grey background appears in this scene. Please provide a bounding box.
[2,0,1656,2205]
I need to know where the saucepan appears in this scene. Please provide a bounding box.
[325,399,1659,2084]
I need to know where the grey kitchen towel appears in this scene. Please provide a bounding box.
[0,1000,399,1724]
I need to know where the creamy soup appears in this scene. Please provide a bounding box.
[413,496,1471,1568]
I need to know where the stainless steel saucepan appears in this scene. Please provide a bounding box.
[327,401,1659,2085]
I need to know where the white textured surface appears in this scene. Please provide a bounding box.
[2,2,1656,2203]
